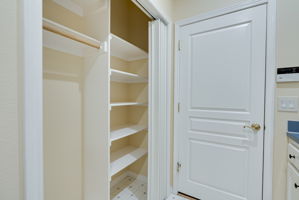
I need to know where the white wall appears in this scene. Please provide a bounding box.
[273,0,299,200]
[150,0,172,20]
[172,0,246,21]
[0,0,22,200]
[277,0,299,68]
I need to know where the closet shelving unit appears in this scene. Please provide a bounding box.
[109,22,149,200]
[110,33,149,167]
[109,34,149,106]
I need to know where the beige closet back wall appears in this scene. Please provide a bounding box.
[43,48,83,200]
[43,0,85,33]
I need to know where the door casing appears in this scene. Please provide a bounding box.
[173,0,277,199]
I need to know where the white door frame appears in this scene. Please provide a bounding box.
[20,1,43,200]
[173,0,277,199]
[21,0,172,200]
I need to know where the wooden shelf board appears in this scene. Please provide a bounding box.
[110,69,147,83]
[110,146,147,176]
[111,124,147,142]
[110,34,148,61]
[43,18,102,57]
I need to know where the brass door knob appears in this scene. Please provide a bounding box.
[243,123,261,131]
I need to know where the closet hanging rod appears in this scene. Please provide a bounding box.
[43,18,102,49]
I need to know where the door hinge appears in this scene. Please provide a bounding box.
[178,103,180,112]
[178,40,181,51]
[177,162,182,172]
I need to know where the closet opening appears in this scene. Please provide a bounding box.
[43,0,156,200]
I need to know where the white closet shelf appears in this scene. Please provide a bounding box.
[43,18,103,57]
[110,34,148,61]
[110,102,147,107]
[110,146,147,177]
[111,124,147,142]
[110,69,148,83]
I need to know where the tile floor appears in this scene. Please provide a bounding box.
[111,175,147,200]
[110,175,191,200]
[167,194,189,200]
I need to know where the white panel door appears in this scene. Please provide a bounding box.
[177,5,267,200]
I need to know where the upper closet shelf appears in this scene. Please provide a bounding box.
[43,18,104,57]
[110,34,148,61]
[110,146,147,177]
[111,69,148,83]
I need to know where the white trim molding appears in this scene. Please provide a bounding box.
[20,0,43,200]
[263,0,277,199]
[173,1,276,199]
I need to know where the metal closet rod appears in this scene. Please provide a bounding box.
[43,25,102,49]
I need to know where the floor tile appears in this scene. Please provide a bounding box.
[111,175,147,200]
[166,194,189,200]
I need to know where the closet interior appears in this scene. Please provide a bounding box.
[43,0,152,199]
[110,1,151,199]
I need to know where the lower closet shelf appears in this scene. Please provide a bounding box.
[111,124,147,142]
[110,146,147,177]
